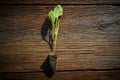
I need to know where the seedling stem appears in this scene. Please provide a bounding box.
[48,5,63,55]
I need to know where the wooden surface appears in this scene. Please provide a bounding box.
[0,71,120,80]
[0,1,120,80]
[0,0,120,4]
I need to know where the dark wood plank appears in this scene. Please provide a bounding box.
[0,5,120,72]
[0,71,120,80]
[0,0,120,4]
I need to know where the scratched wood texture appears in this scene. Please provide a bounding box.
[0,2,120,80]
[0,0,120,4]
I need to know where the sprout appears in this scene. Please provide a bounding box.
[48,5,63,55]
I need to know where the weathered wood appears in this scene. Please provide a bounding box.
[0,5,120,72]
[0,0,120,4]
[0,51,120,72]
[0,71,120,80]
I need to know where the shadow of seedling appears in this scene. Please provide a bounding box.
[41,18,52,51]
[40,18,57,78]
[41,56,56,78]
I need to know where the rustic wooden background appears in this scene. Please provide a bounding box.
[0,0,120,80]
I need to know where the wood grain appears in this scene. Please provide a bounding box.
[0,5,120,72]
[0,71,120,80]
[0,0,120,4]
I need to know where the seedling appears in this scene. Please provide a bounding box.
[48,5,63,71]
[48,5,63,55]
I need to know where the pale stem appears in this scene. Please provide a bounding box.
[50,19,60,55]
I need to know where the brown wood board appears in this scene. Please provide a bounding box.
[0,71,120,80]
[0,5,120,72]
[0,0,120,4]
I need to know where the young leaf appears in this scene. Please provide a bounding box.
[48,10,55,26]
[54,5,63,20]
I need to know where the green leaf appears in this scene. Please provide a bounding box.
[54,5,63,20]
[48,10,55,26]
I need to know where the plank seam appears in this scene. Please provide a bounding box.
[0,4,120,6]
[0,69,120,74]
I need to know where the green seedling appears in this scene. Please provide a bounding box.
[48,5,63,55]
